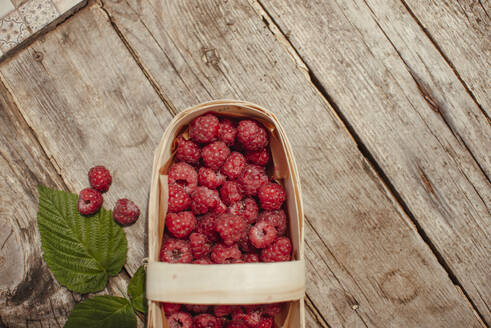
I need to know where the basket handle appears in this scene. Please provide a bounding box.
[146,260,305,304]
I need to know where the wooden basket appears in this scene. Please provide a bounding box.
[146,100,305,328]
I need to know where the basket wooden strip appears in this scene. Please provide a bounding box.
[147,100,305,328]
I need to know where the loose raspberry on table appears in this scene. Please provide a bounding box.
[168,184,191,213]
[245,148,270,166]
[193,257,212,264]
[214,305,235,317]
[197,213,220,242]
[191,186,219,215]
[243,253,260,263]
[256,316,274,328]
[211,243,242,264]
[184,304,209,314]
[189,232,211,259]
[262,303,282,317]
[190,113,220,144]
[168,311,193,328]
[237,120,268,151]
[218,118,237,146]
[216,213,247,246]
[175,136,201,164]
[198,167,225,189]
[202,141,231,170]
[238,227,256,253]
[238,165,268,196]
[228,198,258,224]
[258,210,287,236]
[88,165,112,193]
[166,211,196,238]
[249,221,277,249]
[261,237,292,262]
[168,162,198,193]
[161,303,181,316]
[194,314,221,328]
[258,182,286,210]
[221,152,246,179]
[113,198,140,225]
[160,239,193,263]
[77,188,103,215]
[220,181,243,206]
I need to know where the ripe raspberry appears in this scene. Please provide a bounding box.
[191,186,219,215]
[228,198,258,224]
[216,214,247,246]
[166,211,196,238]
[168,311,193,328]
[261,237,292,262]
[160,239,192,263]
[218,118,237,146]
[198,167,225,189]
[175,136,201,164]
[168,162,198,193]
[262,303,282,317]
[77,188,103,215]
[168,184,191,212]
[258,183,286,210]
[113,198,140,225]
[249,221,277,248]
[238,227,256,253]
[193,257,212,264]
[238,165,268,196]
[245,148,270,166]
[211,243,242,264]
[243,310,262,327]
[257,317,274,328]
[202,141,230,170]
[197,213,220,242]
[214,305,235,317]
[189,232,211,259]
[237,120,268,151]
[213,199,227,214]
[258,210,287,236]
[221,152,246,179]
[194,314,221,328]
[243,253,260,263]
[190,113,220,144]
[226,321,247,328]
[220,181,243,206]
[161,303,181,316]
[184,304,209,313]
[88,166,112,193]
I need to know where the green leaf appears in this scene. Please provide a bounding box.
[64,296,136,328]
[128,265,147,313]
[37,185,127,293]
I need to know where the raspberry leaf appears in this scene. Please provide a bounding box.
[65,296,136,328]
[128,265,147,313]
[37,185,127,293]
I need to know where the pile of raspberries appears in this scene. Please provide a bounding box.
[160,113,292,327]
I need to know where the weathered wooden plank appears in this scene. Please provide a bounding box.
[257,0,491,323]
[100,0,482,326]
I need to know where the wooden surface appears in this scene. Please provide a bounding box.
[0,0,488,327]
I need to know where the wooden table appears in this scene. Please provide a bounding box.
[0,1,489,327]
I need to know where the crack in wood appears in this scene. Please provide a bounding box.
[305,294,331,328]
[0,229,13,250]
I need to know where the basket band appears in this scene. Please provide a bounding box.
[146,260,305,304]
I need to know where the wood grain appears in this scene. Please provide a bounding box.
[99,0,482,326]
[257,0,491,323]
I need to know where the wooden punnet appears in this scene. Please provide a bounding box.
[146,100,306,328]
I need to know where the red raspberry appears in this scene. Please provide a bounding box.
[257,317,273,328]
[245,148,270,166]
[194,314,221,328]
[168,162,198,193]
[249,221,277,248]
[189,232,211,258]
[190,114,220,144]
[184,304,209,313]
[258,210,287,236]
[193,257,212,264]
[243,310,262,327]
[243,253,260,263]
[214,305,235,317]
[237,120,268,151]
[168,311,193,328]
[216,214,247,246]
[262,303,282,317]
[175,136,201,164]
[238,165,268,196]
[77,188,103,215]
[258,183,286,210]
[261,237,292,262]
[191,186,219,215]
[88,166,112,193]
[168,184,191,212]
[197,213,220,242]
[160,239,192,263]
[161,302,181,316]
[198,167,225,189]
[218,118,237,146]
[220,181,243,206]
[166,211,196,238]
[221,152,246,179]
[211,243,242,264]
[213,199,227,214]
[113,198,140,225]
[226,322,247,328]
[238,227,256,253]
[228,198,258,224]
[202,141,230,170]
